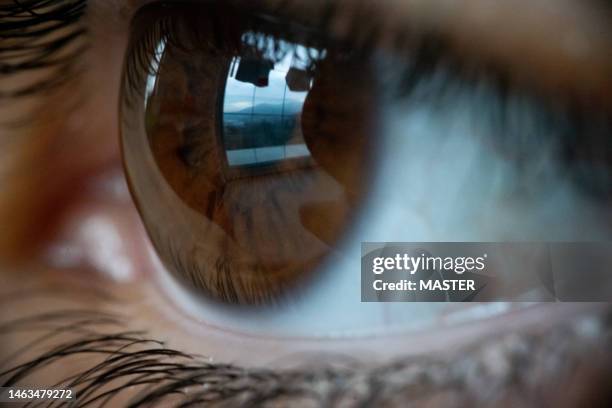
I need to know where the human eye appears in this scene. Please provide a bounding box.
[121,0,612,325]
[1,0,612,406]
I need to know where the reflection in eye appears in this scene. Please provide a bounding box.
[122,2,612,316]
[222,41,313,167]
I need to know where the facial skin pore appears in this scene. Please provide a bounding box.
[1,0,612,406]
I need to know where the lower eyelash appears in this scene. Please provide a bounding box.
[1,288,612,406]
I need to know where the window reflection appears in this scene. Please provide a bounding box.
[222,41,317,168]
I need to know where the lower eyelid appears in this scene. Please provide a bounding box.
[107,273,610,367]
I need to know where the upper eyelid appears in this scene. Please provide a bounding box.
[127,0,612,111]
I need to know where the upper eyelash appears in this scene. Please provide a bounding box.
[0,0,88,99]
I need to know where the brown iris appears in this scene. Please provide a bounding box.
[121,3,379,304]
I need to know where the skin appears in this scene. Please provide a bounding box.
[1,0,612,406]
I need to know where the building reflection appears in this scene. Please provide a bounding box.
[222,42,315,168]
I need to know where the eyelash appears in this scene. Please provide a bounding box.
[0,0,88,99]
